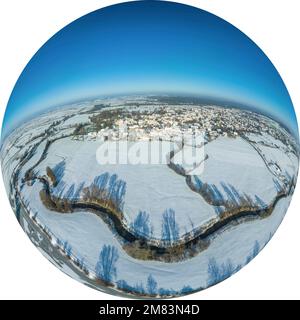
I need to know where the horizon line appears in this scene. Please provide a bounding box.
[1,92,299,142]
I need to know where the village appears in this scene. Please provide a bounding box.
[84,104,293,147]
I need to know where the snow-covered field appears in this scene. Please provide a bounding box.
[20,179,291,291]
[32,137,219,238]
[195,136,279,205]
[1,99,298,296]
[61,113,91,127]
[245,132,298,180]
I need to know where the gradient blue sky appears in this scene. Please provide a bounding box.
[2,0,298,137]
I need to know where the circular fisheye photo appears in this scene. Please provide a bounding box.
[0,1,299,298]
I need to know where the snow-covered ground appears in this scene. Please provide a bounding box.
[245,132,298,180]
[194,136,280,205]
[33,137,219,238]
[21,179,291,291]
[61,113,91,127]
[1,100,298,295]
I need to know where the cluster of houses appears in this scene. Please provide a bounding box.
[82,104,294,150]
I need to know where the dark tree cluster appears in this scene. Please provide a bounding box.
[40,184,72,212]
[168,160,186,176]
[82,172,127,212]
[73,123,86,136]
[46,166,57,186]
[89,109,126,130]
[40,188,57,210]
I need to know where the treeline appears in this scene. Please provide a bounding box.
[130,211,153,239]
[52,237,263,297]
[95,244,196,297]
[73,123,87,136]
[207,240,261,287]
[55,238,89,274]
[42,165,127,215]
[40,188,73,212]
[41,160,84,212]
[52,181,85,201]
[82,172,127,213]
[89,108,126,131]
[116,274,195,298]
[192,176,268,213]
[130,208,180,245]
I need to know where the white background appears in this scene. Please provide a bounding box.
[0,0,299,300]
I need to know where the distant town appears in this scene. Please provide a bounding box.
[81,103,296,153]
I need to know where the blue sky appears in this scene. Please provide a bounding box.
[2,0,298,137]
